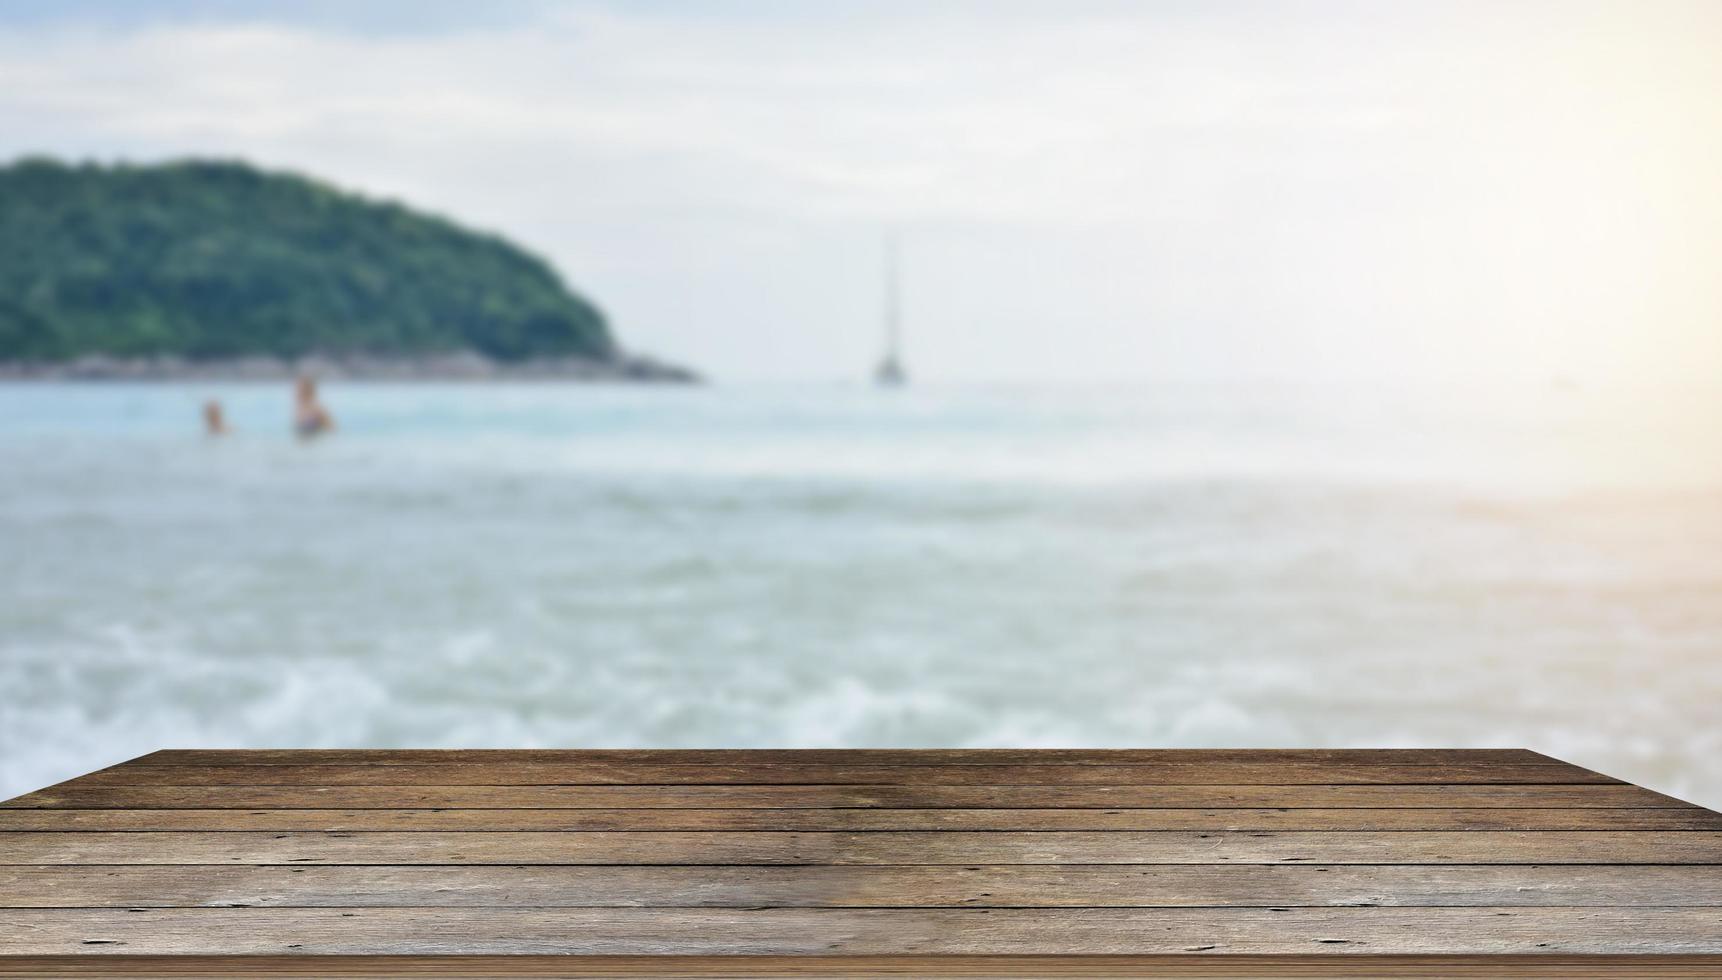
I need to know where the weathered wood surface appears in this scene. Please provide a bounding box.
[8,830,1722,865]
[5,805,1718,832]
[69,762,1622,785]
[2,748,1718,977]
[132,748,1560,766]
[5,907,1722,955]
[4,782,1688,809]
[5,955,1722,977]
[6,864,1721,909]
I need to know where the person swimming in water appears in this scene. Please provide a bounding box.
[293,375,335,439]
[202,399,228,436]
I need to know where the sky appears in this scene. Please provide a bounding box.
[2,0,1720,383]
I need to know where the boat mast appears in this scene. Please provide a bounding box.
[876,231,906,386]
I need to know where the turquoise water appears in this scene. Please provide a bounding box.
[3,379,1721,805]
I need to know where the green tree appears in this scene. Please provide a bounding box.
[0,158,616,362]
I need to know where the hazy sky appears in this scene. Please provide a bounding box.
[2,0,1719,382]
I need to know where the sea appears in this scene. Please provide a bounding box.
[2,377,1720,806]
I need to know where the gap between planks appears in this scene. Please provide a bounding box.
[5,953,1722,977]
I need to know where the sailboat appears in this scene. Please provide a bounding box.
[874,233,907,387]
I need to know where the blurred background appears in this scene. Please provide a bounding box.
[2,0,1720,806]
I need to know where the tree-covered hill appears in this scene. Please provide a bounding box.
[0,158,623,364]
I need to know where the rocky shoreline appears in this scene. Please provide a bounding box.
[0,351,700,383]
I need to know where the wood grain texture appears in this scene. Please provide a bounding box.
[6,864,1720,909]
[3,748,1718,976]
[7,954,1722,977]
[4,782,1687,810]
[5,806,1717,832]
[4,907,1721,955]
[6,830,1722,865]
[134,748,1561,766]
[68,762,1618,786]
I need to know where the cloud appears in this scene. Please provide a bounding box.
[4,2,1491,230]
[2,2,1720,382]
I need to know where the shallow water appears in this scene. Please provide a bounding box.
[2,379,1720,805]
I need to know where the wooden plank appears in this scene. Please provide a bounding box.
[71,763,1617,787]
[133,748,1557,767]
[7,955,1722,978]
[2,782,1686,810]
[4,749,1721,973]
[4,806,1717,833]
[5,864,1720,909]
[6,831,1721,865]
[4,907,1720,955]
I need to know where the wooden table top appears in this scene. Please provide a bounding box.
[2,748,1720,977]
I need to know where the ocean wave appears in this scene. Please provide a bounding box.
[3,382,1720,805]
